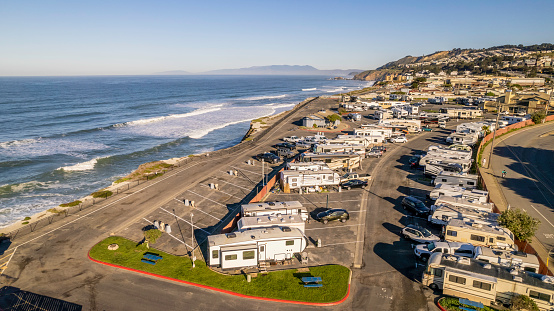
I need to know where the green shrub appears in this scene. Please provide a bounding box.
[531,111,546,124]
[143,229,162,244]
[47,208,63,214]
[92,190,113,198]
[22,221,29,225]
[114,178,131,184]
[59,200,82,207]
[23,217,31,221]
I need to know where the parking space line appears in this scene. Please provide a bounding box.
[210,179,251,192]
[187,190,227,207]
[159,208,211,234]
[305,224,361,231]
[218,171,251,183]
[320,241,363,247]
[143,218,192,248]
[230,166,261,176]
[188,206,221,221]
[0,247,18,276]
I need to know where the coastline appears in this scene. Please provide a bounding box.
[0,98,315,235]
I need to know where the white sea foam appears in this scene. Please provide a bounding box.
[58,158,100,171]
[117,107,223,127]
[0,138,42,149]
[302,88,317,91]
[240,94,287,101]
[0,138,109,158]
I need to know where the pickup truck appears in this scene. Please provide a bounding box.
[340,172,372,183]
[283,136,303,143]
[414,241,474,262]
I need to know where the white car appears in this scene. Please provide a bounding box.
[391,136,408,143]
[401,224,440,244]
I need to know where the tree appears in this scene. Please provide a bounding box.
[510,294,539,311]
[498,209,540,242]
[143,228,162,246]
[482,125,491,136]
[326,114,342,123]
[531,111,546,124]
[485,92,495,97]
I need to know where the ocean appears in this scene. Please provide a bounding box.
[0,75,371,228]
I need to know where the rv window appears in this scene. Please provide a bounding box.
[441,179,447,182]
[292,183,297,187]
[325,159,332,163]
[286,240,295,246]
[430,268,443,277]
[467,182,475,186]
[446,230,457,237]
[489,238,494,243]
[224,254,238,261]
[260,246,265,252]
[448,275,466,285]
[524,267,537,273]
[473,280,492,291]
[243,251,255,260]
[529,290,550,302]
[470,234,485,243]
[496,236,506,241]
[212,250,219,259]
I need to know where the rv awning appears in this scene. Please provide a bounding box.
[220,243,257,252]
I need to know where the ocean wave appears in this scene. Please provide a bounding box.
[188,112,275,139]
[0,180,57,197]
[0,138,42,149]
[266,103,297,109]
[302,88,317,91]
[57,157,101,171]
[240,94,287,101]
[0,138,109,158]
[116,107,223,127]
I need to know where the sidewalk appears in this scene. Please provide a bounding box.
[478,122,553,275]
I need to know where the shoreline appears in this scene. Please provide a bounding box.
[0,98,314,235]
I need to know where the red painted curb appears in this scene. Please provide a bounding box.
[436,298,447,311]
[88,251,350,306]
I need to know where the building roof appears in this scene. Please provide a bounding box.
[208,227,304,247]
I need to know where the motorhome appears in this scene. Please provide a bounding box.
[354,126,392,144]
[444,219,515,250]
[423,160,470,177]
[501,115,530,125]
[280,168,340,193]
[448,144,472,152]
[429,185,489,204]
[314,143,366,155]
[428,145,472,157]
[300,152,362,171]
[241,201,308,221]
[237,215,305,233]
[433,172,479,189]
[474,246,540,273]
[378,119,422,133]
[439,108,483,119]
[285,162,329,172]
[422,253,554,310]
[428,205,499,226]
[432,196,494,213]
[207,227,307,270]
[374,110,393,120]
[446,132,479,146]
[330,135,372,148]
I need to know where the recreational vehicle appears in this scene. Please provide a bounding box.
[446,132,479,146]
[422,253,554,310]
[237,215,305,233]
[300,152,362,171]
[433,172,479,189]
[280,168,340,193]
[424,160,470,177]
[474,246,540,273]
[448,144,472,152]
[207,227,307,270]
[432,196,494,213]
[314,143,366,155]
[501,115,530,125]
[428,205,499,226]
[427,145,472,159]
[430,185,489,203]
[285,162,329,172]
[444,219,515,250]
[241,201,308,221]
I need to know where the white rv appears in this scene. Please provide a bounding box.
[446,132,479,146]
[429,185,489,204]
[237,215,305,233]
[428,205,499,226]
[314,143,366,155]
[207,227,307,269]
[300,152,362,171]
[433,172,479,189]
[427,145,472,159]
[280,168,340,192]
[501,115,530,125]
[422,253,554,310]
[286,162,329,172]
[473,246,540,273]
[241,201,308,221]
[432,196,494,213]
[444,219,515,250]
[424,160,469,177]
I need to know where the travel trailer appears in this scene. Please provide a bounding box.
[473,246,540,273]
[433,172,479,189]
[446,132,479,146]
[280,168,340,193]
[432,196,494,213]
[427,145,472,159]
[448,144,472,152]
[207,227,307,270]
[241,201,308,221]
[428,204,499,226]
[285,162,329,172]
[423,160,469,177]
[237,214,305,233]
[501,115,530,125]
[429,185,489,204]
[422,253,554,310]
[314,143,366,155]
[444,219,515,250]
[300,152,362,171]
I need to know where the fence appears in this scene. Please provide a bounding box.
[476,116,554,276]
[3,97,320,241]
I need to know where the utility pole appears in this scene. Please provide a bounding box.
[261,159,265,187]
[191,213,195,268]
[544,88,553,123]
[487,100,502,169]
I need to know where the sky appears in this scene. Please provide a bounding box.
[1,0,553,76]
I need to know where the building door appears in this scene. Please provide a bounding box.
[258,244,266,261]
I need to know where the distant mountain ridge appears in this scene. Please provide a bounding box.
[153,65,362,76]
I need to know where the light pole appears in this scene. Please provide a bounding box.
[487,100,502,169]
[191,213,195,268]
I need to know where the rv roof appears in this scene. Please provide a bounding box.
[302,152,362,159]
[437,172,478,179]
[238,214,304,226]
[208,227,305,247]
[435,196,494,211]
[241,201,304,212]
[447,218,512,236]
[477,247,540,266]
[281,169,336,177]
[438,254,553,291]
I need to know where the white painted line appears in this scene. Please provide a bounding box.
[305,224,362,231]
[218,171,252,182]
[348,210,367,213]
[210,179,251,192]
[0,246,17,276]
[159,208,211,234]
[320,241,363,247]
[187,190,227,207]
[530,205,554,228]
[142,218,193,248]
[230,166,260,176]
[214,189,242,200]
[187,206,221,221]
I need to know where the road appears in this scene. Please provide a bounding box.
[0,99,458,311]
[489,122,554,250]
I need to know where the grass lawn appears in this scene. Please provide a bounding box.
[90,236,350,303]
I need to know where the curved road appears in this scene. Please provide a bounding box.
[490,122,554,250]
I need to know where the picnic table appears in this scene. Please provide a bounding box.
[301,277,322,288]
[459,298,484,311]
[141,253,163,265]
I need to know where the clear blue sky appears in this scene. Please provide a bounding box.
[1,0,553,76]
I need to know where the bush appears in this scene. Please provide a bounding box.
[338,108,347,115]
[510,295,539,311]
[23,217,31,221]
[498,209,540,242]
[92,190,113,198]
[326,114,342,123]
[531,111,546,124]
[59,200,82,207]
[143,229,162,244]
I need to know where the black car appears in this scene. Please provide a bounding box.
[255,152,280,164]
[408,156,420,168]
[401,196,430,216]
[341,179,368,190]
[273,142,296,150]
[315,208,350,224]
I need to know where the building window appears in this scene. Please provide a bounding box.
[212,250,219,259]
[530,290,550,302]
[471,234,485,242]
[467,181,475,186]
[473,280,492,291]
[225,254,238,261]
[243,251,255,260]
[448,275,466,285]
[446,230,457,237]
[286,240,295,246]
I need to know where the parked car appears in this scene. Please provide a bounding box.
[272,148,295,159]
[373,146,387,153]
[414,241,475,262]
[422,126,433,132]
[408,156,420,168]
[401,224,440,244]
[390,136,408,143]
[401,196,430,216]
[314,208,350,224]
[255,152,280,164]
[273,142,296,150]
[366,149,382,158]
[341,179,368,190]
